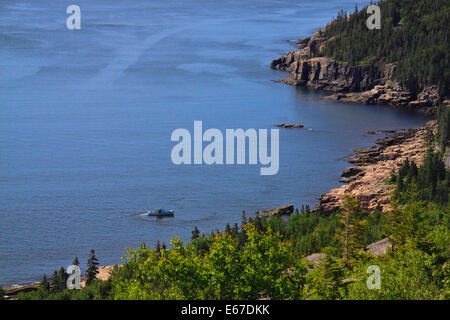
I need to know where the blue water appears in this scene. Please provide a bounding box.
[0,0,430,285]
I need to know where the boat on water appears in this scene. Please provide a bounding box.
[146,208,174,217]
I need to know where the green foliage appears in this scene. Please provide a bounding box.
[336,194,368,262]
[111,224,309,300]
[86,249,99,286]
[18,279,113,300]
[437,105,450,149]
[50,267,68,293]
[346,241,444,299]
[392,150,449,205]
[304,253,347,300]
[319,0,450,95]
[17,110,449,301]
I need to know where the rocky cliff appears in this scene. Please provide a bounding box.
[270,30,445,114]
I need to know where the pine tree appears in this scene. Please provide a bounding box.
[241,211,247,228]
[86,249,99,286]
[225,223,232,235]
[50,267,67,293]
[254,214,264,232]
[231,223,239,238]
[388,185,426,249]
[72,257,79,266]
[40,274,50,293]
[336,194,368,263]
[50,270,58,293]
[386,200,403,251]
[191,226,200,240]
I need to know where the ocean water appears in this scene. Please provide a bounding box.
[0,0,430,285]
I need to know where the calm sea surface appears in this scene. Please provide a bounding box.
[0,0,430,285]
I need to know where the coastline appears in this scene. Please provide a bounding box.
[3,6,446,299]
[316,121,437,214]
[3,121,435,298]
[270,30,448,115]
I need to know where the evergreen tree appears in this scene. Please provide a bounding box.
[50,267,67,293]
[191,226,200,240]
[86,249,99,286]
[336,194,368,263]
[40,274,50,293]
[241,210,247,228]
[319,0,450,95]
[224,223,232,235]
[231,223,239,238]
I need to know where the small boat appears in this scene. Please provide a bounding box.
[146,208,174,217]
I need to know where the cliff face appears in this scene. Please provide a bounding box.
[270,31,443,114]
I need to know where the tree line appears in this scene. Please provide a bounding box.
[318,0,450,97]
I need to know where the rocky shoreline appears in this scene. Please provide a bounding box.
[315,121,437,214]
[4,23,445,301]
[3,122,437,299]
[270,29,448,115]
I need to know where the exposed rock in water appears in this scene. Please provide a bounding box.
[270,29,442,114]
[276,123,304,128]
[261,205,294,217]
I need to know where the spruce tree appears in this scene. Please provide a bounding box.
[191,226,200,240]
[241,211,247,228]
[336,194,367,263]
[40,274,50,293]
[50,267,67,292]
[86,249,99,286]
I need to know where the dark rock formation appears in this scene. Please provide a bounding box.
[276,123,304,128]
[271,30,442,114]
[341,167,362,178]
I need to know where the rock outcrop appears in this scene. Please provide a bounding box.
[2,282,40,300]
[316,121,438,214]
[261,205,294,217]
[304,237,392,271]
[271,30,442,114]
[366,238,392,257]
[276,123,304,128]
